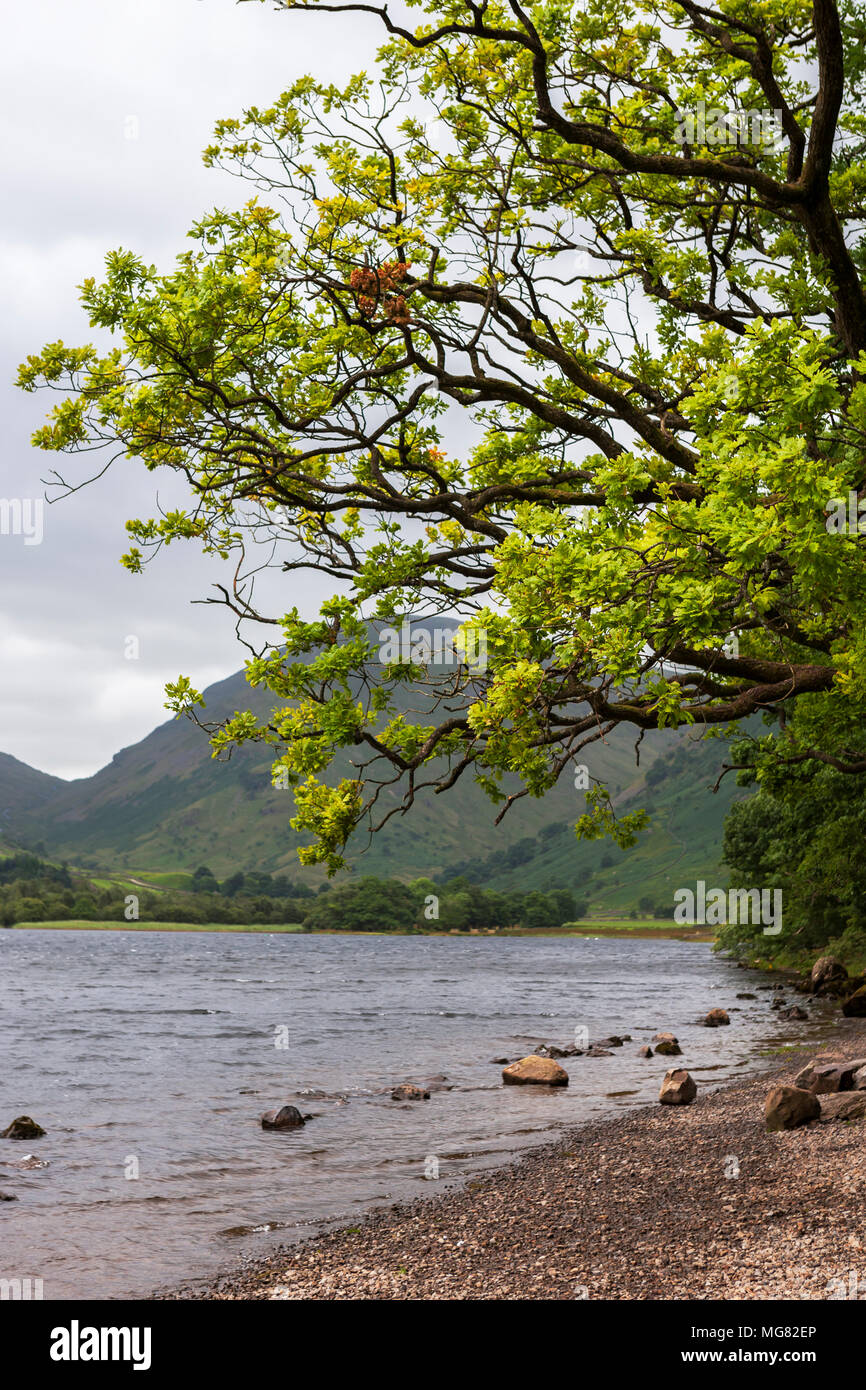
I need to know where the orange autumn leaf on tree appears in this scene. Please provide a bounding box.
[349,262,411,323]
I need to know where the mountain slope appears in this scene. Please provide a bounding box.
[5,634,746,905]
[441,734,740,911]
[0,752,67,846]
[9,666,653,877]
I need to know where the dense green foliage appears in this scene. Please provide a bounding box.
[720,731,866,964]
[301,874,578,931]
[20,0,866,878]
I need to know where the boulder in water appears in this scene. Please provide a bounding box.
[261,1105,306,1130]
[502,1055,569,1086]
[2,1116,45,1141]
[703,1008,730,1027]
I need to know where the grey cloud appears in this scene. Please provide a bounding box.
[1,0,373,777]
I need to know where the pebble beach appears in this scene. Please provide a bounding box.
[165,1019,866,1302]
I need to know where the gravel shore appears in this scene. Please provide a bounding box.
[167,1021,866,1301]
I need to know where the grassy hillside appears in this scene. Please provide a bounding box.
[0,751,66,845]
[448,735,742,912]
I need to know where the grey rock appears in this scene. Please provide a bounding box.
[261,1105,306,1129]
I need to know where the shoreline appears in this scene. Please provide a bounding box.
[7,921,714,940]
[161,1017,866,1302]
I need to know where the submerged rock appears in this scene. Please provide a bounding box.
[537,1043,579,1058]
[637,1045,653,1058]
[261,1105,306,1130]
[502,1055,569,1087]
[391,1084,430,1101]
[2,1116,46,1141]
[659,1069,696,1105]
[0,1191,18,1201]
[764,1085,820,1131]
[703,1009,730,1027]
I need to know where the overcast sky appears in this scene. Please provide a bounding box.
[0,0,383,779]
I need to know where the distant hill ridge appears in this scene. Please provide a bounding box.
[0,751,66,837]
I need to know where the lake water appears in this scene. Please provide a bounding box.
[0,929,830,1299]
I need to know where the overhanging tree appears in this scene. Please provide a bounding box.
[18,0,866,869]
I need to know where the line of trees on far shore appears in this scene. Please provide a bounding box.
[0,852,584,931]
